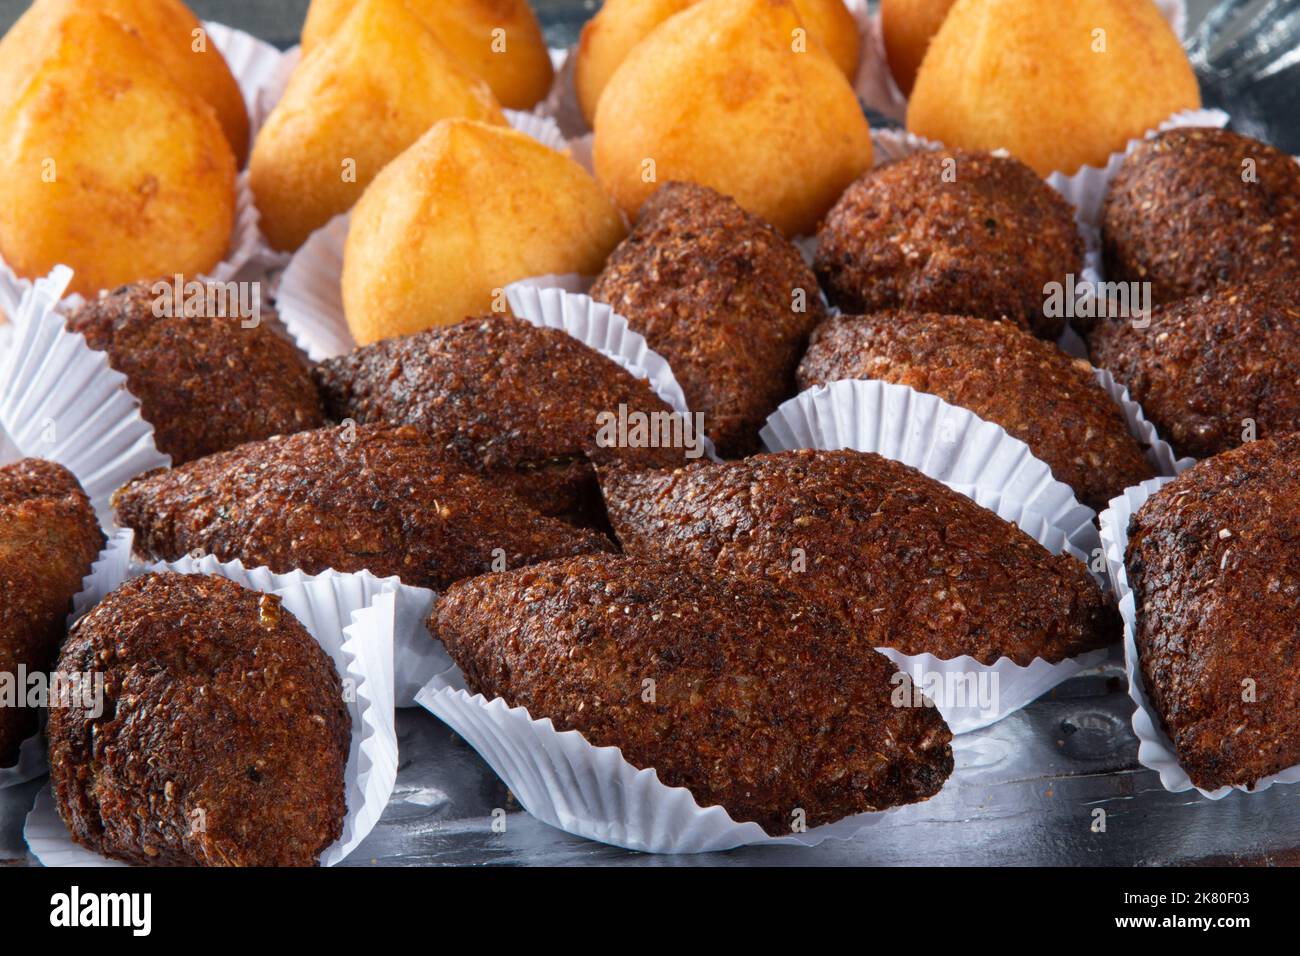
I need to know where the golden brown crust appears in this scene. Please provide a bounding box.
[48,572,350,866]
[813,150,1085,339]
[0,459,103,767]
[1089,281,1300,459]
[601,449,1120,666]
[434,553,954,834]
[590,181,825,456]
[1126,433,1300,791]
[1102,128,1300,305]
[797,311,1155,510]
[313,315,689,525]
[66,281,325,466]
[112,424,616,590]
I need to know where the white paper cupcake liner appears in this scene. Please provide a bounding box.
[760,379,1100,555]
[417,666,904,854]
[0,528,135,789]
[275,111,573,362]
[0,268,169,524]
[1098,477,1300,799]
[24,556,398,866]
[140,551,445,710]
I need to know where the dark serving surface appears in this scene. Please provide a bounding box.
[1,0,1297,867]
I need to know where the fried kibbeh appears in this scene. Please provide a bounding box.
[907,0,1200,177]
[797,311,1155,510]
[433,554,954,833]
[65,280,325,466]
[1126,433,1300,791]
[250,0,505,253]
[602,450,1120,666]
[48,573,349,865]
[881,0,956,96]
[591,0,872,237]
[590,182,824,456]
[313,315,691,526]
[0,11,236,297]
[112,424,615,590]
[1088,282,1300,459]
[342,119,625,346]
[1101,129,1300,305]
[814,150,1084,339]
[574,0,861,126]
[0,460,103,767]
[0,0,249,163]
[301,0,553,109]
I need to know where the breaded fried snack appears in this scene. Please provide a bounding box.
[574,0,860,126]
[0,0,250,163]
[590,181,824,456]
[301,0,553,109]
[1126,433,1300,791]
[798,311,1155,510]
[434,554,954,834]
[1102,128,1300,305]
[591,0,872,237]
[0,460,103,767]
[602,449,1120,666]
[313,315,690,525]
[250,0,506,253]
[113,424,615,590]
[48,573,349,865]
[66,280,325,466]
[814,149,1084,339]
[0,10,236,297]
[881,0,956,96]
[907,0,1200,177]
[1088,282,1300,460]
[342,119,625,346]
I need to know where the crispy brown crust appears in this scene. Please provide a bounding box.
[313,315,688,526]
[65,280,325,465]
[797,311,1155,510]
[1102,128,1300,305]
[48,573,350,866]
[434,553,953,834]
[0,459,102,767]
[1126,433,1300,790]
[112,424,615,590]
[1089,281,1300,459]
[601,450,1119,666]
[589,181,825,456]
[814,150,1084,339]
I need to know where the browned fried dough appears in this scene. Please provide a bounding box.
[313,315,689,526]
[1102,128,1300,305]
[601,449,1119,666]
[0,459,102,766]
[433,553,954,834]
[48,573,349,865]
[590,181,825,456]
[65,280,325,465]
[798,311,1155,510]
[112,424,615,589]
[1089,281,1300,459]
[814,149,1085,339]
[1126,433,1300,790]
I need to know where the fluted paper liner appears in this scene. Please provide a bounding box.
[761,379,1099,553]
[1098,477,1300,799]
[0,268,170,524]
[24,555,398,866]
